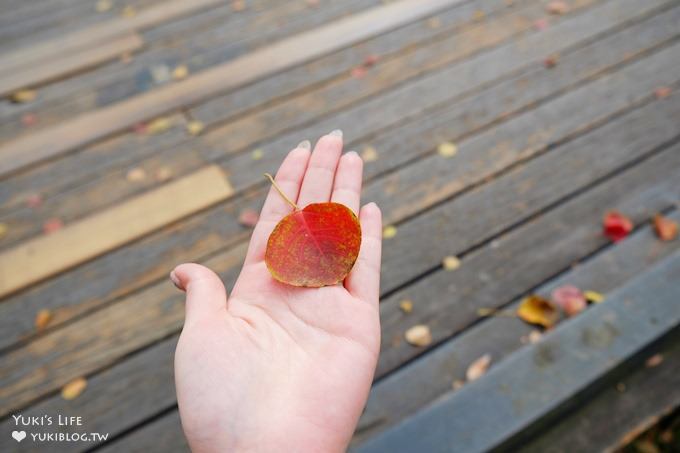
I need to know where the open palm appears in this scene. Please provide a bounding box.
[173,131,382,452]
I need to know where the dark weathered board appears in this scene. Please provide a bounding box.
[356,249,680,453]
[352,209,680,445]
[98,411,189,453]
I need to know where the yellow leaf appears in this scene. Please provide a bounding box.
[10,89,37,103]
[405,325,432,347]
[437,141,458,158]
[0,223,7,239]
[146,117,171,134]
[126,167,146,182]
[35,309,52,330]
[517,295,559,328]
[466,353,491,381]
[61,378,87,400]
[442,255,461,271]
[383,225,397,239]
[186,121,204,135]
[584,290,605,304]
[361,145,379,162]
[399,299,413,314]
[251,149,263,160]
[173,65,189,80]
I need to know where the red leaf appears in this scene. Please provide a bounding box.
[265,202,361,287]
[43,218,64,234]
[603,211,632,242]
[653,214,678,241]
[551,285,586,317]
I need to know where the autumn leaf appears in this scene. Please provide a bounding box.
[35,309,52,330]
[26,193,43,208]
[442,255,461,271]
[584,290,605,304]
[405,325,432,347]
[466,354,492,381]
[9,89,37,103]
[146,117,172,134]
[544,54,559,68]
[533,18,549,31]
[351,66,367,79]
[187,121,204,135]
[43,218,64,234]
[363,55,380,67]
[551,285,586,317]
[155,166,173,181]
[173,65,189,80]
[126,167,146,182]
[251,149,263,160]
[383,225,397,239]
[517,295,559,328]
[0,223,7,239]
[62,377,87,400]
[361,145,379,162]
[22,113,37,126]
[654,86,672,99]
[399,299,413,314]
[546,1,569,15]
[437,141,457,158]
[238,208,260,228]
[603,210,633,242]
[264,174,361,287]
[645,353,664,368]
[653,214,678,241]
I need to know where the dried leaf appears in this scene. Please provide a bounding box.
[173,65,189,80]
[645,353,663,368]
[653,214,678,241]
[405,325,432,347]
[466,354,492,381]
[265,202,361,287]
[603,210,633,242]
[0,223,7,239]
[238,208,259,227]
[351,66,367,79]
[654,86,672,99]
[96,0,112,12]
[61,377,87,400]
[35,309,52,330]
[146,117,172,134]
[126,167,146,182]
[544,54,559,68]
[251,149,263,160]
[187,120,205,135]
[9,89,37,103]
[584,290,604,304]
[363,55,380,67]
[442,255,461,271]
[26,193,43,208]
[231,0,246,11]
[546,1,569,15]
[528,330,543,344]
[517,295,559,328]
[533,18,549,31]
[306,0,320,7]
[383,225,397,239]
[155,166,173,182]
[427,17,442,29]
[399,299,413,314]
[437,141,457,158]
[452,379,465,390]
[121,5,136,18]
[22,113,37,126]
[43,218,64,234]
[551,285,586,317]
[361,146,379,162]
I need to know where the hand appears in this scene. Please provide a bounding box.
[172,131,382,452]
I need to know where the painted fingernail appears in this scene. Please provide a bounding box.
[169,270,183,291]
[329,129,343,138]
[297,139,311,150]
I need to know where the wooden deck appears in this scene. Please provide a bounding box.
[1,0,679,451]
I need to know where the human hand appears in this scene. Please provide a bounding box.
[172,131,382,452]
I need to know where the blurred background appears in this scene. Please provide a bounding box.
[0,0,679,451]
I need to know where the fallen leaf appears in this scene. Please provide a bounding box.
[187,120,205,135]
[231,0,246,11]
[466,354,492,381]
[238,208,259,227]
[546,1,569,15]
[544,54,559,68]
[126,167,146,182]
[654,86,672,99]
[517,295,559,328]
[405,325,432,347]
[43,218,64,234]
[437,141,457,158]
[442,255,461,271]
[399,299,413,314]
[96,0,112,12]
[584,290,604,303]
[653,214,678,241]
[35,309,52,330]
[427,17,442,29]
[0,223,7,239]
[22,113,37,126]
[452,379,465,390]
[603,211,633,242]
[351,66,367,79]
[9,89,37,103]
[251,149,263,160]
[361,145,379,162]
[146,117,172,134]
[62,378,87,400]
[645,353,663,368]
[533,18,549,31]
[132,122,147,134]
[551,285,586,317]
[528,330,543,344]
[121,5,136,17]
[363,55,380,67]
[383,225,397,239]
[26,193,43,208]
[155,166,173,181]
[264,174,361,287]
[172,65,189,80]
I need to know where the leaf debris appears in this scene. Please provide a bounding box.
[9,89,37,103]
[126,167,146,182]
[466,354,492,381]
[62,377,88,400]
[653,214,678,241]
[517,295,559,328]
[187,120,205,135]
[35,309,52,330]
[361,145,379,162]
[551,285,586,317]
[442,255,461,271]
[437,141,458,158]
[43,218,64,235]
[584,290,604,304]
[405,324,432,347]
[383,225,397,239]
[546,1,569,15]
[399,299,413,314]
[645,353,664,368]
[603,210,633,242]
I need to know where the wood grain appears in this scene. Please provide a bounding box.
[0,165,232,298]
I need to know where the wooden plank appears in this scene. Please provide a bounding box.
[0,33,144,96]
[356,250,680,453]
[353,208,680,445]
[0,0,465,178]
[0,165,232,298]
[99,411,189,453]
[0,19,676,351]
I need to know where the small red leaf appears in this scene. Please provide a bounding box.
[265,202,361,287]
[551,285,586,317]
[653,214,678,241]
[43,218,64,234]
[603,211,632,242]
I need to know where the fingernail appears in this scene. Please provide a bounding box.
[345,150,359,157]
[329,129,343,138]
[297,139,311,150]
[169,270,183,291]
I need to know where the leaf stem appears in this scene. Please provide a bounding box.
[264,173,299,210]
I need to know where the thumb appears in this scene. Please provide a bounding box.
[170,263,227,325]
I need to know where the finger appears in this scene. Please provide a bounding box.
[296,130,344,207]
[171,263,228,325]
[330,151,363,214]
[244,143,311,265]
[345,203,382,306]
